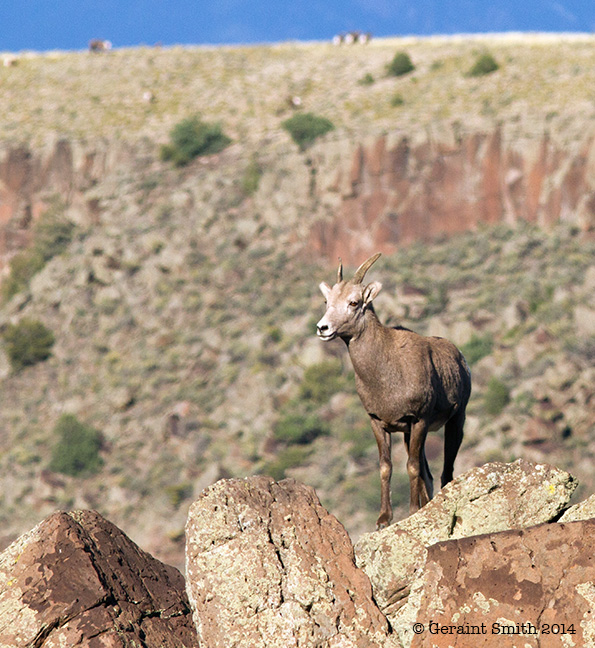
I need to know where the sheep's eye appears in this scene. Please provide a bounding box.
[349,300,359,308]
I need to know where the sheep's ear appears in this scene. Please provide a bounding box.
[319,282,332,299]
[363,281,382,306]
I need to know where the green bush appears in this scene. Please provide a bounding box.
[282,112,334,151]
[2,318,55,371]
[387,51,415,77]
[261,445,312,481]
[241,156,263,196]
[390,92,405,107]
[484,377,511,415]
[460,334,494,365]
[358,73,375,86]
[160,115,231,166]
[467,53,499,77]
[300,360,347,404]
[274,406,330,445]
[49,414,103,477]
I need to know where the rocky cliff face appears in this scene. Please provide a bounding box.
[2,126,593,276]
[2,462,595,647]
[0,139,141,275]
[310,129,595,264]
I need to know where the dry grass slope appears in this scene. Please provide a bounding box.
[1,34,594,147]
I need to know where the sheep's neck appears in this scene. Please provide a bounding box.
[343,308,386,375]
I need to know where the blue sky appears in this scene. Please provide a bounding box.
[1,1,594,52]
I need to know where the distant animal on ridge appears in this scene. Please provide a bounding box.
[89,39,112,53]
[316,253,471,529]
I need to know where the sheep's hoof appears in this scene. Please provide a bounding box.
[376,514,392,530]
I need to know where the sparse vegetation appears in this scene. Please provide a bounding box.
[2,318,55,371]
[282,112,335,150]
[460,334,494,365]
[0,37,593,570]
[387,51,415,77]
[484,377,511,415]
[390,92,405,107]
[299,360,348,404]
[274,406,330,445]
[241,156,263,196]
[467,52,499,77]
[49,414,103,477]
[1,205,75,302]
[160,115,231,166]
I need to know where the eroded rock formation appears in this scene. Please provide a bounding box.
[0,510,198,647]
[410,519,595,648]
[311,130,595,264]
[355,459,578,646]
[2,462,595,648]
[185,475,396,648]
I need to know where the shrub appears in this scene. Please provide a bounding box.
[241,156,263,196]
[390,92,405,107]
[460,334,494,365]
[300,359,347,404]
[484,377,510,415]
[358,73,375,86]
[387,51,415,77]
[467,53,499,77]
[160,115,231,166]
[274,407,330,445]
[282,112,334,151]
[2,318,55,371]
[261,445,312,481]
[49,414,103,477]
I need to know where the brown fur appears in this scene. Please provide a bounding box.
[317,253,471,529]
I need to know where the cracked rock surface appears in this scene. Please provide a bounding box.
[185,475,396,648]
[410,518,595,648]
[0,510,198,647]
[355,460,577,646]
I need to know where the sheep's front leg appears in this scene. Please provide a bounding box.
[407,419,430,513]
[371,418,392,529]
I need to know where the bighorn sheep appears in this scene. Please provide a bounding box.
[316,253,471,528]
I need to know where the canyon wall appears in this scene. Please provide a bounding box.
[310,129,595,264]
[1,129,594,275]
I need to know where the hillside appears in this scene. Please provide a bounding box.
[0,34,593,570]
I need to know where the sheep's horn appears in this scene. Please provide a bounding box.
[352,252,381,283]
[337,257,343,283]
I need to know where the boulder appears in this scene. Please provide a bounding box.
[355,460,577,644]
[0,510,198,647]
[185,475,396,648]
[559,492,595,523]
[410,519,595,648]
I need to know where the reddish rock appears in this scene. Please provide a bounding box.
[410,519,595,648]
[185,476,395,648]
[310,131,595,265]
[0,510,198,647]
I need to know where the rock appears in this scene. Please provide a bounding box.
[308,131,595,264]
[185,475,395,648]
[0,510,198,647]
[559,492,595,522]
[409,519,595,648]
[574,304,595,337]
[355,460,577,644]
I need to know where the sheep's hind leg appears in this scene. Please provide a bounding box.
[420,445,433,506]
[442,411,465,487]
[407,420,429,513]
